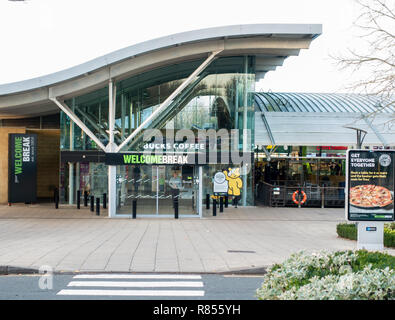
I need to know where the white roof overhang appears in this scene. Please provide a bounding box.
[0,24,321,118]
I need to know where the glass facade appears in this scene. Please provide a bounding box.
[59,56,256,214]
[255,145,347,208]
[60,162,108,203]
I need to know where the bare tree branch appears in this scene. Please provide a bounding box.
[332,0,394,119]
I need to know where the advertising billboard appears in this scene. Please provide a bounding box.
[346,150,394,221]
[8,133,37,203]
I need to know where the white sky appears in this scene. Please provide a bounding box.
[0,0,366,93]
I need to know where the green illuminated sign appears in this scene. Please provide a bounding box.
[122,154,189,165]
[8,134,37,203]
[14,137,23,175]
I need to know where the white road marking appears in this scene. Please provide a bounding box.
[57,274,205,297]
[67,281,204,287]
[73,274,202,280]
[57,289,205,296]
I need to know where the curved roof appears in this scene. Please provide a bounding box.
[0,24,321,118]
[255,92,394,113]
[255,92,395,147]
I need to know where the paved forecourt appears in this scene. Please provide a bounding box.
[0,204,393,273]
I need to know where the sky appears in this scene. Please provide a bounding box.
[0,0,368,93]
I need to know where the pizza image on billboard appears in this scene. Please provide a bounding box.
[349,185,393,208]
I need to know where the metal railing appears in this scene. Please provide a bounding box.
[256,182,345,208]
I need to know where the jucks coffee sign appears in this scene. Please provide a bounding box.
[8,134,37,203]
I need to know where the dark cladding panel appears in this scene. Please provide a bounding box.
[60,151,106,163]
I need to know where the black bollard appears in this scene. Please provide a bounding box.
[103,193,107,209]
[96,197,100,216]
[84,191,88,207]
[234,196,239,208]
[206,194,210,209]
[90,196,94,212]
[117,190,121,208]
[53,188,58,203]
[55,189,59,209]
[77,190,81,209]
[132,200,137,219]
[225,195,228,208]
[220,197,224,213]
[174,198,179,219]
[213,199,217,216]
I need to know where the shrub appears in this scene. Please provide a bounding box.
[384,227,395,248]
[256,250,395,300]
[280,267,395,300]
[336,223,395,248]
[351,250,395,271]
[337,223,357,240]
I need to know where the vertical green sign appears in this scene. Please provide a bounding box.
[8,134,37,203]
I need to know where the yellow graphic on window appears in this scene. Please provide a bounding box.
[223,168,243,196]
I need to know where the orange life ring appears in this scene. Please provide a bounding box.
[292,190,307,205]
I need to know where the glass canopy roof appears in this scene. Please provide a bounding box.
[255,92,394,113]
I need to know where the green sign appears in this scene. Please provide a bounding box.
[105,152,196,166]
[8,134,37,203]
[122,154,189,165]
[105,152,254,166]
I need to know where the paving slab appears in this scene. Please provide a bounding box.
[0,204,394,274]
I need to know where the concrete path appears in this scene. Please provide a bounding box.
[0,204,393,273]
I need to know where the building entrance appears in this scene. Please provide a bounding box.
[116,165,199,216]
[255,156,346,208]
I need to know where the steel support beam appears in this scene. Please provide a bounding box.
[75,108,109,141]
[50,98,107,151]
[115,50,222,152]
[363,116,388,147]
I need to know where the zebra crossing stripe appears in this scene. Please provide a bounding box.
[73,274,202,280]
[57,289,205,297]
[57,274,205,297]
[67,281,204,287]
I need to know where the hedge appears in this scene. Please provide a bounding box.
[256,250,395,300]
[337,223,395,248]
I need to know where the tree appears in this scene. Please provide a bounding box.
[333,0,394,114]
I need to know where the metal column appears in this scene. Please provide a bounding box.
[198,166,203,218]
[156,166,159,215]
[242,56,248,206]
[68,98,75,205]
[108,80,117,218]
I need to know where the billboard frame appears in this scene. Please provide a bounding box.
[346,149,395,222]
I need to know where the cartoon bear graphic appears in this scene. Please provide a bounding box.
[223,168,243,196]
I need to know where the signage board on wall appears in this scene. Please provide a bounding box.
[8,133,37,203]
[105,152,254,166]
[213,172,228,196]
[346,150,394,221]
[106,152,195,166]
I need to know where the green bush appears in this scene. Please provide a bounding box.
[353,250,395,271]
[336,223,395,248]
[256,250,395,300]
[337,223,357,241]
[384,228,395,248]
